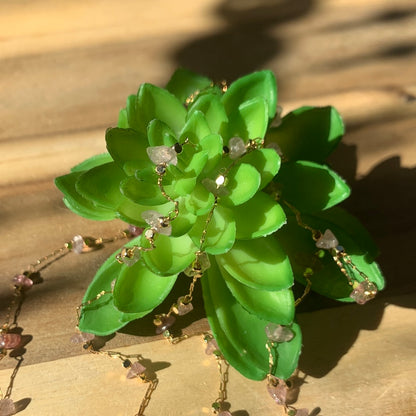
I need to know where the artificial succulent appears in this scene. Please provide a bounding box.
[55,69,384,382]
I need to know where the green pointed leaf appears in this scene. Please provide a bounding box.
[276,160,350,212]
[188,204,236,254]
[113,261,177,313]
[179,110,211,145]
[276,213,384,301]
[76,162,126,209]
[234,192,286,239]
[225,97,268,142]
[117,108,129,128]
[166,68,213,103]
[222,71,277,119]
[71,153,113,173]
[240,148,281,190]
[218,261,295,324]
[141,233,197,276]
[55,172,115,221]
[147,119,177,147]
[121,176,166,206]
[265,106,344,163]
[220,163,261,207]
[216,237,293,291]
[106,128,151,175]
[79,239,150,336]
[188,93,228,134]
[136,83,187,135]
[199,133,223,174]
[203,259,301,380]
[185,182,215,216]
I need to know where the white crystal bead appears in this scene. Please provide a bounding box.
[265,323,294,343]
[72,235,85,254]
[184,252,211,276]
[0,398,16,416]
[119,247,141,266]
[228,137,246,159]
[146,145,177,166]
[70,332,94,344]
[350,280,378,304]
[142,210,172,236]
[315,229,339,250]
[201,178,229,197]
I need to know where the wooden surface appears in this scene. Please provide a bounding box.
[0,0,415,415]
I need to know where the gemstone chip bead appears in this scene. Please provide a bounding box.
[267,376,287,405]
[265,323,294,343]
[126,361,147,379]
[315,229,339,250]
[142,211,172,236]
[228,137,246,160]
[12,274,33,290]
[0,398,16,416]
[146,145,178,166]
[350,280,378,304]
[0,333,21,349]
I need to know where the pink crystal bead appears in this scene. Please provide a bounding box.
[70,332,94,344]
[265,323,294,343]
[0,334,21,349]
[205,338,220,355]
[267,377,287,405]
[0,398,16,416]
[126,361,147,379]
[128,225,144,237]
[175,297,194,316]
[154,314,176,335]
[350,281,378,304]
[12,274,33,290]
[315,229,339,250]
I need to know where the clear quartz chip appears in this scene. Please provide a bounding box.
[201,178,229,197]
[184,252,211,276]
[70,332,95,344]
[315,229,339,250]
[228,137,246,159]
[265,323,294,343]
[72,235,85,254]
[142,210,172,236]
[146,145,177,166]
[350,280,378,304]
[118,247,141,266]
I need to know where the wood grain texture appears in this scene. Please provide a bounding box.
[0,0,415,414]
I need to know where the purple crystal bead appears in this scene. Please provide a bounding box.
[0,398,16,416]
[265,323,294,343]
[126,361,147,379]
[205,338,220,355]
[70,332,95,344]
[350,281,378,304]
[12,274,33,290]
[0,333,21,349]
[315,229,339,250]
[128,225,144,237]
[267,376,287,405]
[154,314,176,335]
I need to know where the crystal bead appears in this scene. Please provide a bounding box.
[315,229,339,250]
[201,178,229,197]
[174,297,194,316]
[350,281,378,304]
[184,252,211,276]
[228,137,246,159]
[146,145,178,166]
[12,274,33,290]
[0,398,16,416]
[142,210,172,236]
[126,361,147,379]
[265,323,294,343]
[70,332,94,344]
[128,225,144,237]
[72,235,85,254]
[154,314,176,335]
[205,338,220,355]
[0,333,21,349]
[267,376,287,405]
[294,409,309,416]
[118,247,141,266]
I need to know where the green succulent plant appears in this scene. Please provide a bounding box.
[55,69,384,382]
